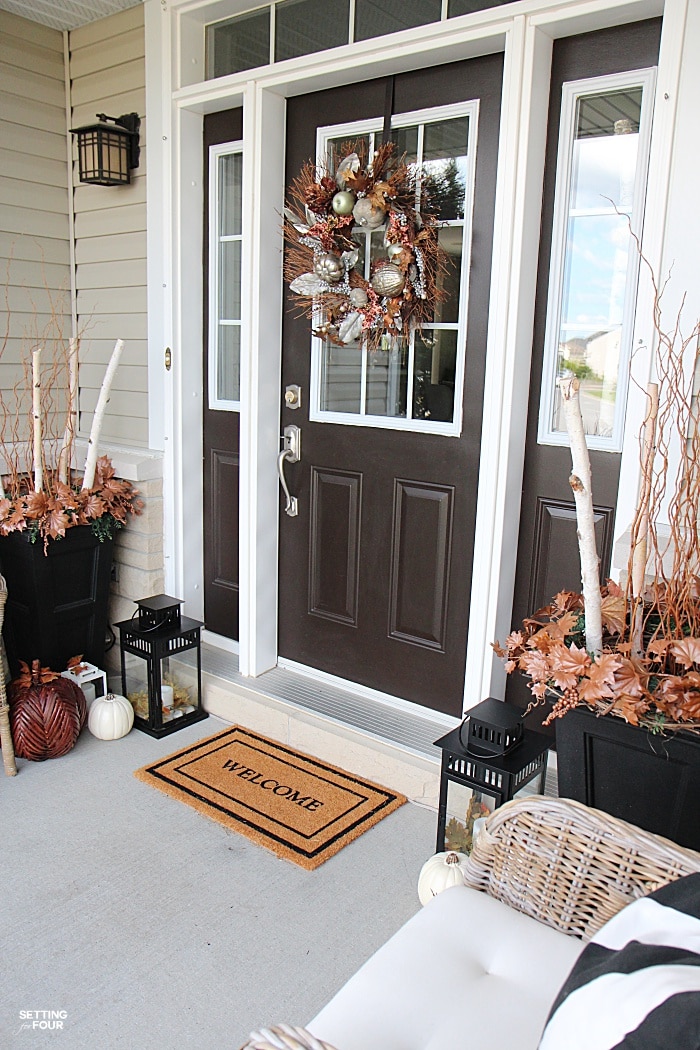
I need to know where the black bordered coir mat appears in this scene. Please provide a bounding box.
[135,725,406,870]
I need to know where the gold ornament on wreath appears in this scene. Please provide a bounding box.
[283,140,448,351]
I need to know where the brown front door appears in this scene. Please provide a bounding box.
[278,56,503,718]
[507,20,662,714]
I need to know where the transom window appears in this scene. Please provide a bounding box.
[538,69,655,451]
[311,103,477,434]
[205,1,512,80]
[208,141,243,411]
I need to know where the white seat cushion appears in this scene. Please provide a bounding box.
[309,885,584,1050]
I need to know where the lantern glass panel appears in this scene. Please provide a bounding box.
[444,781,495,853]
[124,652,200,725]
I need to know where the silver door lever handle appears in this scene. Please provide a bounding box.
[278,425,301,517]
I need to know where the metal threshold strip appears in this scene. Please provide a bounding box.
[197,644,456,762]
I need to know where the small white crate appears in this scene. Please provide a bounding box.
[61,662,108,707]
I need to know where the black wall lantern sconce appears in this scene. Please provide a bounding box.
[71,112,140,186]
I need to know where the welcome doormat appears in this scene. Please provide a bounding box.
[135,725,406,870]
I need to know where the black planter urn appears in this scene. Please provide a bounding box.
[0,527,114,677]
[556,705,700,851]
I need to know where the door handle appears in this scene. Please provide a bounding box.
[278,424,301,517]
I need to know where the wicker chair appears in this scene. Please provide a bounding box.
[0,573,17,776]
[461,793,700,941]
[239,795,700,1050]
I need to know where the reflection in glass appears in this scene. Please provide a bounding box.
[219,240,242,318]
[413,330,457,422]
[219,153,242,236]
[573,90,642,211]
[206,9,271,78]
[275,0,350,62]
[366,339,408,417]
[433,227,462,324]
[547,86,644,439]
[391,125,418,167]
[217,324,241,402]
[552,326,619,438]
[422,118,468,220]
[561,213,630,328]
[354,0,441,42]
[327,135,371,172]
[320,342,362,414]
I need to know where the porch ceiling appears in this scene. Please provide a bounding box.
[0,0,142,30]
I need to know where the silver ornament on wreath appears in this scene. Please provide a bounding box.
[352,197,386,229]
[314,252,344,283]
[349,287,369,308]
[371,263,405,297]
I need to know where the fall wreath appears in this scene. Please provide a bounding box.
[283,141,447,351]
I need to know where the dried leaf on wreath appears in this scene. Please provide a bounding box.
[336,153,360,187]
[366,182,392,207]
[338,311,363,344]
[290,273,326,297]
[669,637,700,669]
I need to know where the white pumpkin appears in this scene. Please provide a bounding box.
[88,692,134,740]
[417,851,471,906]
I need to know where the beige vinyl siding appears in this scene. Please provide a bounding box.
[70,3,148,447]
[0,11,71,432]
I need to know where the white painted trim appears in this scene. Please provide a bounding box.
[238,82,287,676]
[537,67,656,454]
[145,0,170,456]
[465,18,553,711]
[277,657,458,728]
[202,628,240,654]
[613,0,690,553]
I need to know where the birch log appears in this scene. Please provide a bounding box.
[82,338,124,491]
[58,336,80,485]
[559,377,602,656]
[32,348,43,493]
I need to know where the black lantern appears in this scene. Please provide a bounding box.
[116,595,208,738]
[434,698,549,853]
[71,112,140,186]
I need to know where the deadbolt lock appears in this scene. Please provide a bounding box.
[284,384,301,410]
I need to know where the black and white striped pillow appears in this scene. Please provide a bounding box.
[539,872,700,1049]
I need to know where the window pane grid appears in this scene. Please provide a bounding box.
[210,144,243,409]
[314,107,473,431]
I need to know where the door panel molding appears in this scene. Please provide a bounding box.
[529,497,615,615]
[389,480,454,651]
[309,467,362,626]
[210,448,240,590]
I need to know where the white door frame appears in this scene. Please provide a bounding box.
[147,0,686,716]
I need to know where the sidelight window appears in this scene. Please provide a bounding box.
[208,141,243,411]
[312,103,476,434]
[538,70,655,451]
